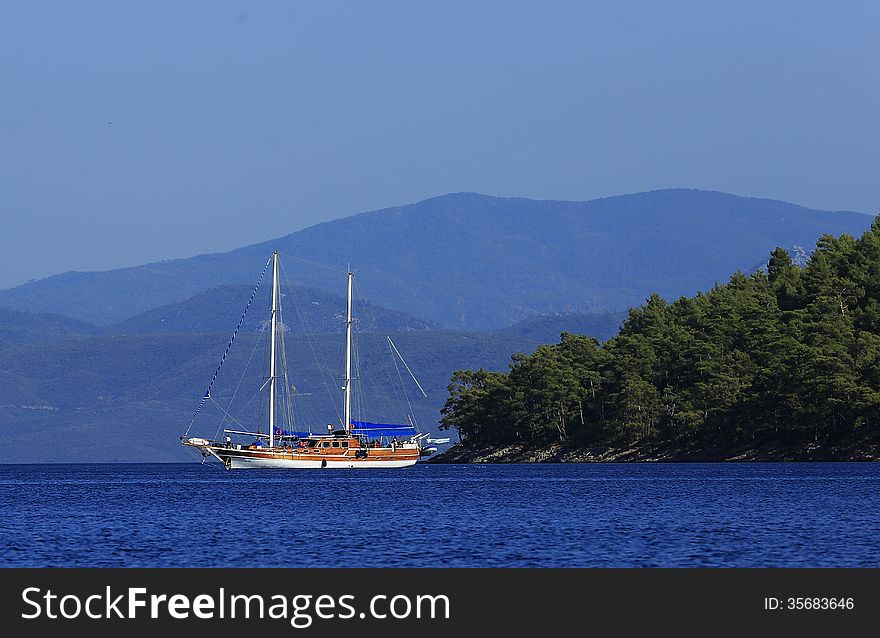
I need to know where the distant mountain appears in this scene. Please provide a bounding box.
[112,284,437,335]
[498,311,626,343]
[0,329,540,462]
[0,308,101,346]
[0,190,871,330]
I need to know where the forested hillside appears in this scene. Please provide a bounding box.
[438,221,880,461]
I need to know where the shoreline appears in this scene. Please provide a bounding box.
[429,439,880,463]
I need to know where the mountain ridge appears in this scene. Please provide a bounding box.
[111,283,438,336]
[0,189,871,330]
[0,307,102,346]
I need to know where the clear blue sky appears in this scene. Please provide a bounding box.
[1,0,877,288]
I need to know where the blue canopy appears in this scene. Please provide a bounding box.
[350,420,417,438]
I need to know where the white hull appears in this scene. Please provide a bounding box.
[189,442,420,470]
[226,455,418,469]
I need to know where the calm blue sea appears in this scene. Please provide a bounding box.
[1,463,878,568]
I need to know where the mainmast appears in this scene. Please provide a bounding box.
[268,252,279,448]
[343,270,353,432]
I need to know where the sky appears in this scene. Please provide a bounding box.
[1,0,877,288]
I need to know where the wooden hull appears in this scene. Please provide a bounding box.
[188,442,419,469]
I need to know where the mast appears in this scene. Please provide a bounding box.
[343,270,353,432]
[269,252,279,448]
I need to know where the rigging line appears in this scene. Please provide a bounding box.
[278,257,341,426]
[350,302,404,428]
[211,382,262,441]
[300,396,323,429]
[276,275,287,420]
[387,336,429,398]
[276,277,296,430]
[209,396,249,430]
[211,326,267,444]
[220,384,265,432]
[276,252,348,274]
[351,278,410,412]
[353,307,400,425]
[343,269,365,426]
[353,325,367,422]
[278,252,395,285]
[351,326,360,421]
[387,337,418,429]
[220,326,266,420]
[183,255,272,437]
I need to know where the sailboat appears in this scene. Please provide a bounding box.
[181,252,424,469]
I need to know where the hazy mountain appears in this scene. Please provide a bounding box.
[498,311,626,344]
[0,329,541,462]
[112,284,437,335]
[0,308,102,346]
[0,190,870,330]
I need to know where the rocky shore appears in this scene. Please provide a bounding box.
[430,438,880,463]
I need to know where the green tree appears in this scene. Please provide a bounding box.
[441,216,880,459]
